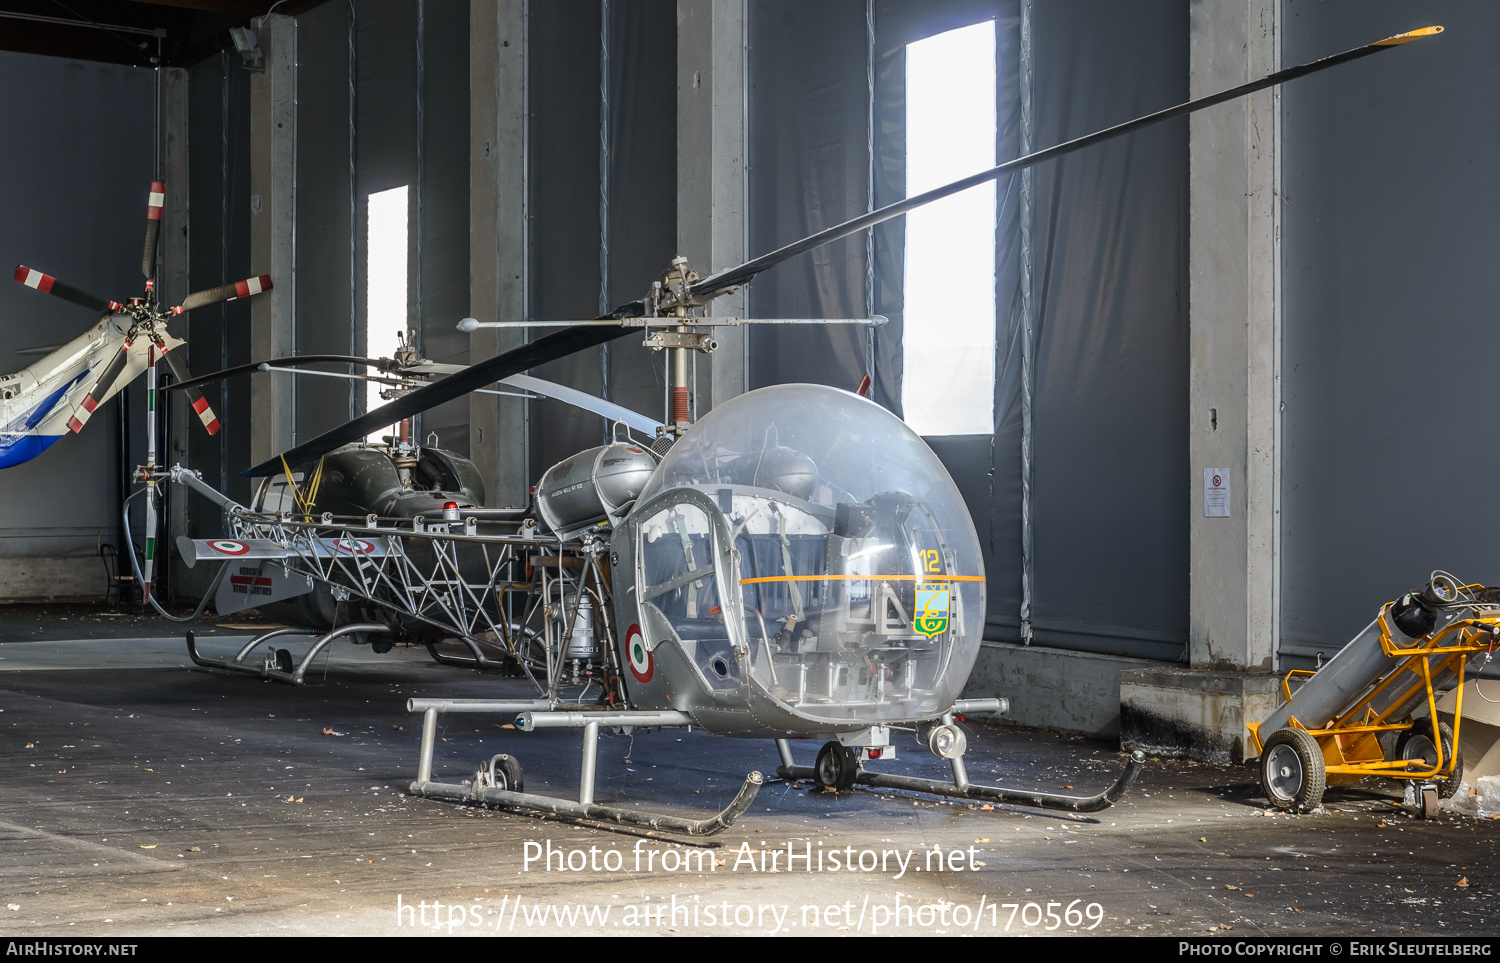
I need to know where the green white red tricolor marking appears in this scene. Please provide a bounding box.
[625,623,653,683]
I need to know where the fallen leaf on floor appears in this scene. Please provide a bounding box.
[323,728,346,737]
[187,847,201,852]
[140,845,156,850]
[1457,877,1471,888]
[1225,884,1239,891]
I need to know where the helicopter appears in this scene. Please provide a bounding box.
[151,25,1442,836]
[6,179,274,601]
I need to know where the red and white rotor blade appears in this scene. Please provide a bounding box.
[13,265,121,314]
[171,274,272,314]
[65,339,134,435]
[158,347,221,436]
[141,179,165,281]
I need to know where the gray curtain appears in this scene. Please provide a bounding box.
[1279,1,1500,665]
[745,0,1190,660]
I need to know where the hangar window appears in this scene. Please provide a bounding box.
[366,184,409,435]
[900,20,997,436]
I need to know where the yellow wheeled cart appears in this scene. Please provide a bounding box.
[1248,573,1497,817]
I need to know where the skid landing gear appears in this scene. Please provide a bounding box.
[405,699,762,836]
[186,624,393,684]
[778,712,1145,815]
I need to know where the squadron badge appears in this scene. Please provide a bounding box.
[913,583,950,638]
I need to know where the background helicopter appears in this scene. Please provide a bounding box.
[7,179,272,600]
[154,25,1441,836]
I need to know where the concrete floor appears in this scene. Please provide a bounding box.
[1,605,1498,938]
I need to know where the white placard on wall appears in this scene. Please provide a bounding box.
[1204,467,1230,517]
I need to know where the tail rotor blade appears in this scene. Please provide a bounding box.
[171,275,272,314]
[159,348,221,436]
[13,265,121,315]
[65,339,134,435]
[141,180,165,283]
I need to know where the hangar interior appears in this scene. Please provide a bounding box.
[0,0,1494,764]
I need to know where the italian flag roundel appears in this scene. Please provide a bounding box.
[625,623,653,683]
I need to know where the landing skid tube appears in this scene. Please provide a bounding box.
[423,640,517,673]
[406,699,762,837]
[776,740,1146,815]
[185,623,394,684]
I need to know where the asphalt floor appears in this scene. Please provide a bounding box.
[1,603,1497,938]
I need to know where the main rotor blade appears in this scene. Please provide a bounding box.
[170,274,272,314]
[244,315,643,476]
[162,355,393,394]
[141,180,164,281]
[158,348,221,436]
[65,339,134,435]
[13,265,121,314]
[688,24,1445,300]
[500,374,663,435]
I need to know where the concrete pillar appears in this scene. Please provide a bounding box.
[469,1,530,507]
[1119,0,1282,763]
[249,13,296,465]
[158,67,199,601]
[676,0,747,413]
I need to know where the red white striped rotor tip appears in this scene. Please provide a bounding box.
[234,274,272,298]
[14,265,53,292]
[147,181,165,219]
[191,396,222,436]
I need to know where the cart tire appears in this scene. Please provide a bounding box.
[1396,721,1463,799]
[1421,786,1441,820]
[1259,727,1326,812]
[487,754,524,793]
[814,741,859,792]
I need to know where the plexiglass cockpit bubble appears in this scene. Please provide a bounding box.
[633,383,985,725]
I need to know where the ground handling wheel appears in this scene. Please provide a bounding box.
[1396,720,1462,800]
[1259,727,1326,812]
[483,754,524,792]
[275,648,294,674]
[814,740,859,792]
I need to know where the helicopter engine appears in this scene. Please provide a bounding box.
[246,441,502,643]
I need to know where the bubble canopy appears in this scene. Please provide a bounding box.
[633,384,986,725]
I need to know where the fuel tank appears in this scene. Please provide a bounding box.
[535,442,657,538]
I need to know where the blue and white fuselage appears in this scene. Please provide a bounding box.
[0,312,179,469]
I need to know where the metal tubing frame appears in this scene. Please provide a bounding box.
[406,701,761,836]
[166,466,616,702]
[185,622,394,684]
